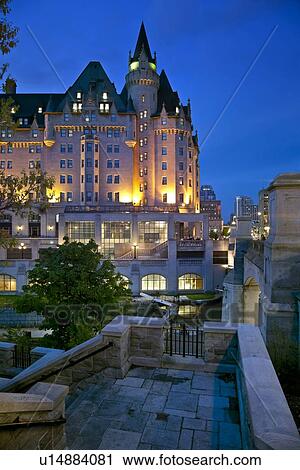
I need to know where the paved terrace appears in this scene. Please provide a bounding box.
[65,366,241,450]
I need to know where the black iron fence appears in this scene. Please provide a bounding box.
[13,345,32,369]
[164,321,204,358]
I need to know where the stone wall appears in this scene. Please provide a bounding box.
[203,323,238,364]
[0,342,15,371]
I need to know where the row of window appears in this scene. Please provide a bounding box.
[160,132,184,142]
[0,160,12,169]
[0,273,203,293]
[81,143,99,152]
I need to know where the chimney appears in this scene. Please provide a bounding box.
[5,77,17,94]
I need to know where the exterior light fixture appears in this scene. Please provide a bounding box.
[17,225,23,232]
[132,243,138,259]
[48,225,54,231]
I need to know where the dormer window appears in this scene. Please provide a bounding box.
[72,103,78,112]
[78,103,82,111]
[102,92,108,100]
[76,91,82,100]
[99,103,110,113]
[38,107,43,113]
[175,107,180,114]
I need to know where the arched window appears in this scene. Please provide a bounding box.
[141,274,167,292]
[178,273,203,291]
[0,274,17,292]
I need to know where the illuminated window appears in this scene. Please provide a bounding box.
[67,192,73,202]
[139,183,143,192]
[60,160,66,168]
[139,139,143,147]
[138,221,167,244]
[139,111,143,119]
[61,129,66,137]
[144,152,148,160]
[141,95,145,102]
[179,176,184,185]
[101,221,131,258]
[64,113,69,122]
[140,124,144,132]
[32,129,38,138]
[161,117,167,125]
[38,107,43,113]
[29,145,35,153]
[178,273,203,291]
[175,107,179,114]
[76,91,82,100]
[143,167,147,175]
[139,168,143,177]
[144,123,148,131]
[0,274,16,292]
[139,154,143,162]
[72,103,78,112]
[66,221,95,243]
[29,161,35,169]
[144,137,148,145]
[143,110,148,118]
[103,92,108,100]
[141,274,166,292]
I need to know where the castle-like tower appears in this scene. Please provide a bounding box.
[0,24,228,296]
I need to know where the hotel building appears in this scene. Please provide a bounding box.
[0,23,228,295]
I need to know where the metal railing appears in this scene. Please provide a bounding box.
[13,345,32,369]
[164,321,204,358]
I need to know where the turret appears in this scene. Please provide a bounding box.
[125,22,159,115]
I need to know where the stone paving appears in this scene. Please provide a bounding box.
[65,367,242,450]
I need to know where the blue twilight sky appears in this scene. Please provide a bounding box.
[6,0,300,221]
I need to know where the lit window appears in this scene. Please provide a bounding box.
[76,91,82,100]
[0,274,16,292]
[139,168,143,177]
[7,130,12,138]
[29,145,35,154]
[162,176,167,185]
[32,129,38,138]
[0,160,5,169]
[67,192,73,202]
[161,117,167,125]
[29,161,35,169]
[68,129,73,137]
[178,273,203,291]
[144,152,148,160]
[144,181,147,190]
[144,137,148,145]
[141,274,166,292]
[139,154,143,162]
[38,107,43,114]
[0,146,5,154]
[103,92,108,100]
[141,95,145,102]
[179,176,184,185]
[139,183,143,192]
[61,129,66,137]
[176,106,179,114]
[105,103,109,112]
[64,113,69,122]
[140,124,144,132]
[143,167,147,175]
[72,103,78,112]
[180,117,184,126]
[139,139,143,147]
[107,128,113,138]
[139,111,143,119]
[143,110,147,118]
[7,145,12,154]
[144,123,148,131]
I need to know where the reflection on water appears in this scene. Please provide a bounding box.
[177,300,222,325]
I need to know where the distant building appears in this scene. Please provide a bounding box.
[234,196,258,222]
[258,189,269,238]
[200,185,223,235]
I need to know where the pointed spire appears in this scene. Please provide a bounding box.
[132,22,155,63]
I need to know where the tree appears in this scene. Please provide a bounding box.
[0,169,55,247]
[0,0,18,130]
[17,239,131,349]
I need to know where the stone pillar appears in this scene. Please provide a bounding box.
[203,322,238,364]
[0,342,15,371]
[101,318,131,378]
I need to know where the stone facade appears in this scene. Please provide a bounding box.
[0,23,229,296]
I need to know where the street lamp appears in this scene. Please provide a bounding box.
[132,243,138,259]
[18,242,26,259]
